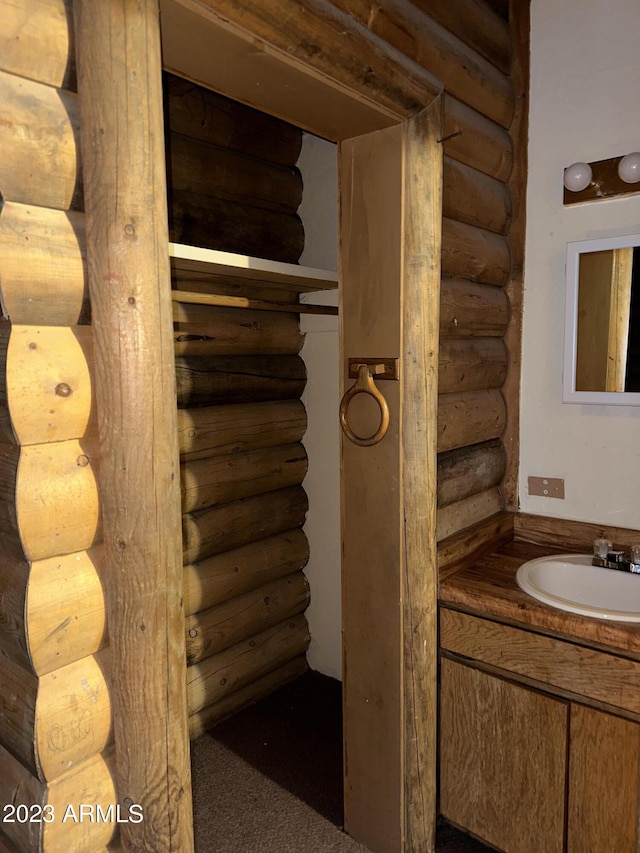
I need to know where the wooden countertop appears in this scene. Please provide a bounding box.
[439,540,640,659]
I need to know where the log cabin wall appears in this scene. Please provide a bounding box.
[0,2,118,851]
[164,72,305,263]
[0,0,527,849]
[164,76,314,735]
[320,1,525,552]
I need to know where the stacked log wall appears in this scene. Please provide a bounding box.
[326,0,519,548]
[165,74,313,731]
[0,2,119,850]
[164,72,305,263]
[172,285,313,732]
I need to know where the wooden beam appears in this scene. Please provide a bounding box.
[160,0,442,140]
[410,0,512,74]
[501,0,530,510]
[330,0,513,127]
[401,101,442,852]
[73,1,194,850]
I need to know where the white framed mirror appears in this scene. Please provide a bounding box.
[564,233,640,405]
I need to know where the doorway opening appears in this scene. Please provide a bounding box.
[163,71,348,847]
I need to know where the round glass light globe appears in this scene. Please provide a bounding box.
[563,162,593,192]
[618,152,640,184]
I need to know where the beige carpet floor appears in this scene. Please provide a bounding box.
[190,670,492,852]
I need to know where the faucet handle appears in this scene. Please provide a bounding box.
[631,544,640,569]
[593,538,612,559]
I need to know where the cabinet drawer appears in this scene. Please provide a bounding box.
[440,608,640,715]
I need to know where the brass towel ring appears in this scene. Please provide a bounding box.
[339,363,390,447]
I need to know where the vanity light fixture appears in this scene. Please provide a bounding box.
[564,152,640,204]
[618,152,640,184]
[563,162,593,192]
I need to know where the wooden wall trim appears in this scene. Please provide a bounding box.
[501,0,530,510]
[73,1,194,849]
[514,513,640,552]
[160,0,443,141]
[329,0,513,127]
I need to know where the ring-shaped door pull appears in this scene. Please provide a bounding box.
[339,363,390,447]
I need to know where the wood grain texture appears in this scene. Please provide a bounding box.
[165,0,441,127]
[328,0,513,127]
[437,389,506,453]
[73,1,194,849]
[440,279,509,337]
[439,539,640,658]
[437,487,503,542]
[501,0,530,509]
[16,438,101,561]
[0,648,112,785]
[182,485,308,565]
[185,571,309,665]
[443,94,513,182]
[36,649,112,782]
[45,749,117,852]
[183,528,309,616]
[410,0,511,74]
[340,126,403,853]
[177,400,307,461]
[186,614,310,716]
[173,302,304,357]
[0,70,81,210]
[0,652,38,775]
[514,512,640,552]
[440,657,566,853]
[441,217,511,286]
[181,442,308,512]
[166,132,303,214]
[438,440,506,507]
[188,655,308,739]
[0,554,30,668]
[175,354,306,407]
[401,103,441,853]
[440,609,640,715]
[0,0,75,89]
[169,191,305,264]
[0,741,45,851]
[27,546,107,675]
[443,156,511,234]
[0,201,88,327]
[568,705,640,852]
[438,337,507,393]
[164,74,302,165]
[3,325,95,445]
[437,510,514,581]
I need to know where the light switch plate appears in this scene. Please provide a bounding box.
[528,476,565,499]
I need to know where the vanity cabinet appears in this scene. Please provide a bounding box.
[440,657,566,853]
[439,608,640,853]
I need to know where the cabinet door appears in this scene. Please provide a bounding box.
[440,657,567,853]
[568,704,640,852]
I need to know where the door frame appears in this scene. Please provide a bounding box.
[76,1,443,850]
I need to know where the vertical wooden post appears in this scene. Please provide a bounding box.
[73,2,194,850]
[340,102,441,853]
[402,99,442,853]
[502,0,530,509]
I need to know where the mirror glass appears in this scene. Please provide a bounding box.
[564,234,640,405]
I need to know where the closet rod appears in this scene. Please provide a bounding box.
[172,290,339,316]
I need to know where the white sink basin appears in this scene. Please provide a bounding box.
[516,554,640,622]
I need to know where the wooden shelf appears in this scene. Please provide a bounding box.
[169,242,338,294]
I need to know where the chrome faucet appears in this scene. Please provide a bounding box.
[592,538,640,574]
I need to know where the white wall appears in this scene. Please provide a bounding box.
[296,132,342,679]
[521,0,640,529]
